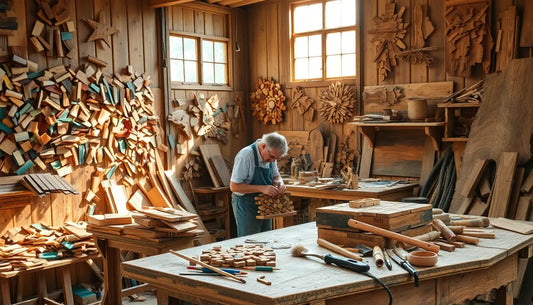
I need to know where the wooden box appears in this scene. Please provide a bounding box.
[318,223,432,248]
[316,201,432,232]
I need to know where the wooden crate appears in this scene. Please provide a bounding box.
[316,201,432,232]
[318,223,433,248]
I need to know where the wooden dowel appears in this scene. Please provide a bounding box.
[372,246,384,267]
[169,250,246,284]
[456,235,479,245]
[413,231,441,242]
[446,226,464,234]
[347,219,440,253]
[460,231,495,239]
[432,219,457,242]
[450,218,490,227]
[317,238,363,261]
[432,241,455,252]
[437,238,465,248]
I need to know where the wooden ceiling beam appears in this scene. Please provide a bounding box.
[149,0,195,8]
[217,0,245,5]
[229,0,264,7]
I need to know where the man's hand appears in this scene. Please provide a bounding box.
[261,185,282,196]
[273,181,286,193]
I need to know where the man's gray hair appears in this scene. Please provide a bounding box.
[261,132,288,156]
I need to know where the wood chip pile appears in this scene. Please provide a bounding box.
[198,244,276,268]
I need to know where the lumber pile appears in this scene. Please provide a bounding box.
[443,80,483,104]
[250,77,286,125]
[334,135,358,175]
[369,3,408,81]
[87,208,203,241]
[316,201,433,248]
[21,173,78,197]
[0,222,98,272]
[420,148,456,211]
[198,244,276,268]
[255,193,295,217]
[31,1,76,58]
[0,60,159,186]
[444,0,493,77]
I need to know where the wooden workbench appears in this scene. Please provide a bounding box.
[89,231,199,305]
[122,222,533,305]
[285,182,417,201]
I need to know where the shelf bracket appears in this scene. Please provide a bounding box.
[358,126,377,148]
[424,126,441,151]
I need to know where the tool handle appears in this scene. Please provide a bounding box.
[400,261,419,287]
[318,238,363,261]
[324,254,370,273]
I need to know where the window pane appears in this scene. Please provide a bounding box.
[214,42,226,63]
[325,0,341,29]
[170,59,184,82]
[341,0,356,27]
[169,36,183,59]
[203,62,214,83]
[214,63,227,84]
[295,58,309,79]
[294,3,323,33]
[183,38,197,60]
[294,36,308,58]
[342,31,356,53]
[184,60,198,82]
[326,55,341,78]
[203,40,213,62]
[342,53,355,76]
[309,56,322,79]
[308,35,322,57]
[326,32,341,55]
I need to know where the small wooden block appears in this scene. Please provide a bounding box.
[349,198,380,208]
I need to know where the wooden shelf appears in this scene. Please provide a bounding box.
[348,121,444,151]
[193,186,231,240]
[438,102,480,108]
[256,210,297,219]
[443,137,469,142]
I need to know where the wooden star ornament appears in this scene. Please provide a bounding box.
[83,12,119,49]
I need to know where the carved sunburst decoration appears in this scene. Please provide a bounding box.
[250,77,286,125]
[318,82,356,124]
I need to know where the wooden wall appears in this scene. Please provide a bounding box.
[0,0,162,296]
[246,0,532,177]
[166,3,251,191]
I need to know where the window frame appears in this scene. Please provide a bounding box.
[289,0,359,85]
[166,4,232,91]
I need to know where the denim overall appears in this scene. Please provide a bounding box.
[232,143,273,237]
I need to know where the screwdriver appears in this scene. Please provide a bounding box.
[187,266,247,275]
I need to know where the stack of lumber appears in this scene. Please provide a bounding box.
[420,148,456,211]
[87,208,203,241]
[316,201,433,248]
[443,80,483,104]
[198,244,276,268]
[0,222,98,272]
[255,193,295,218]
[21,173,78,197]
[0,60,159,182]
[444,0,493,77]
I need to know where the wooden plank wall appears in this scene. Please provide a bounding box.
[0,0,162,297]
[166,4,250,192]
[246,0,529,176]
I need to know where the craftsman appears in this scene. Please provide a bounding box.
[230,132,288,236]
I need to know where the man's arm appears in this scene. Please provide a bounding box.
[272,175,286,193]
[230,181,281,196]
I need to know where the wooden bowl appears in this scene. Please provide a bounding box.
[407,250,438,267]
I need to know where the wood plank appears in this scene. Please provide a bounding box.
[358,137,373,179]
[507,167,525,219]
[199,144,224,188]
[450,59,533,212]
[487,152,518,218]
[93,0,113,74]
[77,0,96,64]
[521,170,533,193]
[209,155,231,187]
[515,191,533,221]
[164,171,197,213]
[520,0,533,47]
[460,159,488,198]
[490,217,533,234]
[127,0,144,73]
[111,0,129,70]
[142,0,160,88]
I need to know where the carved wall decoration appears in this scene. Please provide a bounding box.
[250,77,286,125]
[444,0,493,77]
[396,4,436,66]
[291,86,314,122]
[363,86,405,107]
[318,82,356,124]
[83,11,119,49]
[369,3,408,81]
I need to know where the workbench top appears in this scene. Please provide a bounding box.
[122,222,533,305]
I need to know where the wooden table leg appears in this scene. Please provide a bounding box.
[495,283,513,305]
[156,289,170,305]
[1,278,11,305]
[37,271,48,299]
[60,267,74,305]
[97,238,122,305]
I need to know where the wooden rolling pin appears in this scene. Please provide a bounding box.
[347,219,440,253]
[317,238,363,261]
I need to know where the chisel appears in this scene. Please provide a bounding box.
[386,248,418,287]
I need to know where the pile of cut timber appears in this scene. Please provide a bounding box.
[0,222,98,272]
[198,244,276,268]
[255,193,295,217]
[87,208,204,241]
[0,58,159,181]
[316,201,433,248]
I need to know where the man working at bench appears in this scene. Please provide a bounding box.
[230,132,288,237]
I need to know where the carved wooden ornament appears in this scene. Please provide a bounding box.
[250,77,286,125]
[83,12,119,48]
[318,82,356,124]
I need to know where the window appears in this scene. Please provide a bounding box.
[291,0,357,82]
